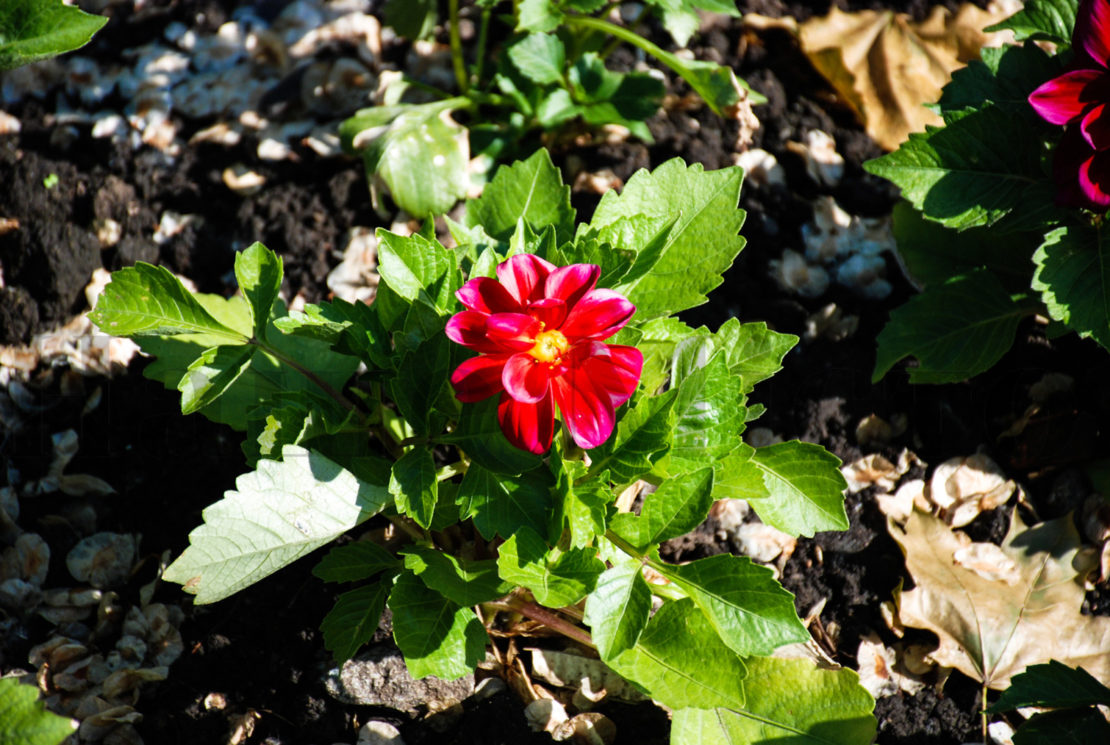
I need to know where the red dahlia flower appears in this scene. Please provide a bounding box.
[1029,0,1110,208]
[446,254,643,455]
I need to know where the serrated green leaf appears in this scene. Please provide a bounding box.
[658,554,809,656]
[243,389,351,466]
[377,230,460,311]
[590,159,745,320]
[0,0,107,71]
[610,467,714,550]
[382,0,436,39]
[390,333,451,437]
[497,526,605,607]
[508,33,566,85]
[569,54,665,140]
[89,262,245,341]
[164,446,392,603]
[713,318,797,393]
[465,148,575,242]
[546,233,635,289]
[234,242,283,339]
[448,397,544,475]
[562,477,611,549]
[583,563,652,659]
[739,441,850,538]
[457,463,554,540]
[588,390,677,485]
[636,317,695,393]
[935,43,1061,117]
[669,353,746,470]
[671,657,877,745]
[607,598,748,709]
[313,541,400,583]
[403,546,511,606]
[389,572,487,680]
[863,105,1059,232]
[985,0,1077,45]
[991,661,1110,712]
[0,677,76,745]
[274,297,391,370]
[177,344,255,416]
[1033,225,1110,350]
[390,449,438,530]
[1012,709,1110,745]
[873,270,1033,384]
[517,0,562,32]
[321,581,391,662]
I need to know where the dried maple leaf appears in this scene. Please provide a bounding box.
[797,4,1012,150]
[890,509,1110,689]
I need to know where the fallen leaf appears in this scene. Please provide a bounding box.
[890,510,1110,689]
[797,3,1012,149]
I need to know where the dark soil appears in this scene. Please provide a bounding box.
[3,1,1109,744]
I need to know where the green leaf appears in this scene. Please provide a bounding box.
[583,563,652,660]
[457,463,554,540]
[0,677,75,745]
[313,541,400,583]
[935,43,1061,117]
[536,88,581,129]
[606,598,748,709]
[89,262,245,341]
[610,467,715,550]
[390,449,438,530]
[672,657,877,745]
[547,233,635,289]
[389,572,487,680]
[465,148,575,243]
[991,661,1110,712]
[243,389,350,466]
[649,48,764,114]
[0,0,107,71]
[164,446,392,603]
[508,33,566,85]
[590,159,745,320]
[588,390,677,485]
[1012,709,1110,745]
[377,229,460,312]
[517,0,562,32]
[321,581,391,662]
[449,397,543,475]
[382,0,437,39]
[234,242,283,339]
[739,441,850,538]
[636,317,695,393]
[403,546,511,606]
[568,54,665,140]
[658,553,809,656]
[561,476,611,549]
[713,318,797,394]
[668,353,746,470]
[1033,225,1110,350]
[873,270,1031,384]
[985,0,1077,45]
[273,298,391,370]
[177,344,255,416]
[497,526,605,607]
[390,333,451,437]
[863,105,1059,232]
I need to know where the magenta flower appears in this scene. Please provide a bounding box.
[1029,0,1110,208]
[446,254,643,455]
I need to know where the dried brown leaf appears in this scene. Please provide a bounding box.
[891,510,1110,689]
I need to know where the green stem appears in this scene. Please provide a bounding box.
[474,7,492,85]
[448,0,469,95]
[252,339,360,418]
[498,595,595,648]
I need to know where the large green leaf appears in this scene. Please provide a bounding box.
[389,448,439,530]
[497,526,605,607]
[377,230,460,312]
[991,661,1110,712]
[389,572,487,680]
[671,657,877,745]
[714,318,797,394]
[403,546,510,606]
[320,581,391,662]
[1033,225,1110,350]
[465,149,575,242]
[177,344,256,416]
[390,333,451,437]
[668,352,746,471]
[590,159,746,319]
[587,390,677,485]
[1012,709,1110,744]
[864,105,1058,233]
[935,43,1061,117]
[273,298,391,369]
[873,270,1032,384]
[234,242,283,340]
[0,0,106,71]
[658,554,809,657]
[163,446,392,603]
[448,397,544,475]
[609,467,715,550]
[740,441,849,538]
[985,0,1077,45]
[457,463,554,540]
[508,33,566,85]
[313,541,400,583]
[583,563,652,659]
[0,678,75,745]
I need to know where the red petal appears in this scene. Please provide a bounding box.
[1029,70,1104,125]
[1080,0,1110,68]
[1081,103,1110,149]
[446,311,501,353]
[451,354,509,402]
[497,254,555,305]
[551,368,616,450]
[498,390,555,454]
[456,277,520,314]
[502,353,552,404]
[527,298,567,329]
[485,313,541,352]
[585,344,643,405]
[560,289,636,342]
[1079,151,1110,207]
[545,264,599,308]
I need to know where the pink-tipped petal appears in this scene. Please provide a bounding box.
[1081,103,1110,149]
[502,353,552,404]
[456,277,520,314]
[498,391,555,454]
[551,369,616,450]
[1080,0,1110,68]
[497,254,556,305]
[585,344,643,405]
[559,289,636,342]
[527,298,567,329]
[485,313,541,351]
[545,264,600,308]
[1029,70,1104,125]
[446,311,501,353]
[451,354,510,402]
[1079,151,1110,207]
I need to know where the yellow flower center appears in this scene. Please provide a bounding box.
[529,329,569,364]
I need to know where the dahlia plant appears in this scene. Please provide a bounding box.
[866,0,1110,384]
[90,150,875,743]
